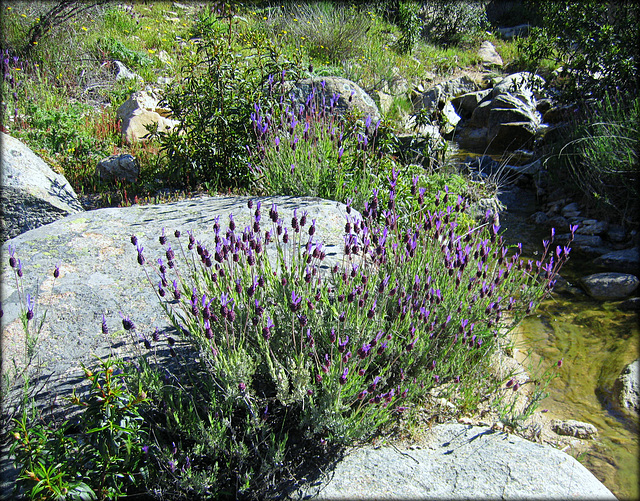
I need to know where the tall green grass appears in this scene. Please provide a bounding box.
[555,92,639,226]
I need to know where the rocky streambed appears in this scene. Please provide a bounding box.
[488,177,639,501]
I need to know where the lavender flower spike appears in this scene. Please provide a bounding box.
[25,293,34,320]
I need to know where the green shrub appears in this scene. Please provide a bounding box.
[269,2,372,65]
[421,0,489,48]
[94,36,153,69]
[520,0,639,102]
[155,5,299,190]
[395,1,422,54]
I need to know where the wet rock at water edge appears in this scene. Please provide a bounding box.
[593,247,640,275]
[551,419,598,439]
[612,359,639,416]
[576,219,609,236]
[579,272,640,301]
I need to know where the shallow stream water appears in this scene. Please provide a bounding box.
[497,184,639,500]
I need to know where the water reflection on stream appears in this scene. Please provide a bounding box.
[516,298,638,500]
[497,185,639,500]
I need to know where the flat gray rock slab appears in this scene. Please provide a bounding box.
[1,195,353,383]
[287,424,616,500]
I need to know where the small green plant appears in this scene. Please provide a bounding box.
[395,1,422,55]
[552,91,639,227]
[94,36,154,69]
[264,2,371,65]
[493,355,564,429]
[10,357,150,500]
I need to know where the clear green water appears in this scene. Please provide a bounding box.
[490,183,639,500]
[449,150,638,498]
[516,298,639,500]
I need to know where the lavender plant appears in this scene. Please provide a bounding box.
[3,245,57,382]
[1,50,24,131]
[248,77,397,212]
[131,178,575,494]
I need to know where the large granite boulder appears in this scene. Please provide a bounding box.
[0,132,84,242]
[450,88,491,119]
[455,72,546,152]
[593,247,640,274]
[286,424,616,500]
[285,76,380,123]
[412,75,480,114]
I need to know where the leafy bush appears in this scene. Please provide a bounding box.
[395,1,422,54]
[11,358,149,500]
[421,0,489,48]
[519,0,639,102]
[155,5,299,190]
[94,36,153,69]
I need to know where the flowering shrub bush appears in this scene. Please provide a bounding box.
[129,177,574,495]
[248,77,398,212]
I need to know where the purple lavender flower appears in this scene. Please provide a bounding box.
[101,314,109,335]
[159,227,167,245]
[121,314,135,331]
[263,316,274,340]
[357,343,372,359]
[53,263,60,279]
[290,290,303,312]
[136,243,145,265]
[339,367,348,385]
[25,294,34,321]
